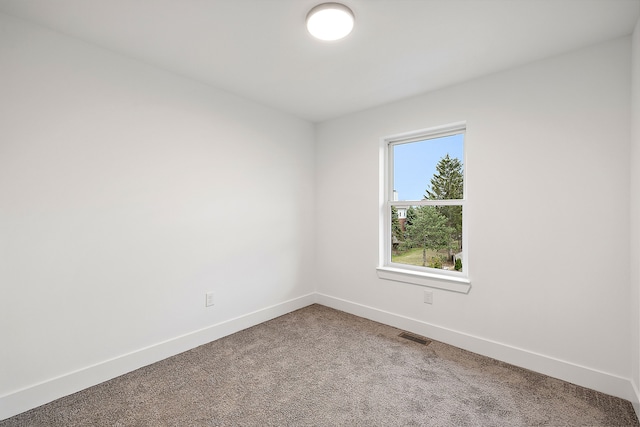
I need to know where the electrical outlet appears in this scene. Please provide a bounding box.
[205,292,215,307]
[424,290,433,305]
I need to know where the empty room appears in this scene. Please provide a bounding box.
[1,0,640,425]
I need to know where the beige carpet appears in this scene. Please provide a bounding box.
[2,304,638,426]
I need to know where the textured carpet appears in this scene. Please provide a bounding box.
[2,304,638,426]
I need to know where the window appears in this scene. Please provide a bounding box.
[377,122,469,293]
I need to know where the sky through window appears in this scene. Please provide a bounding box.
[393,134,464,201]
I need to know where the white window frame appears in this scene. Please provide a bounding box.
[377,122,470,294]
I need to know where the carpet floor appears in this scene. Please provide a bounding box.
[2,304,638,426]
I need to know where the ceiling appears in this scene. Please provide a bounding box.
[0,0,638,122]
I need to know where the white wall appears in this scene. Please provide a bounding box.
[631,17,640,414]
[0,13,315,418]
[316,37,633,399]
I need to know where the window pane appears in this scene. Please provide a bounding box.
[393,134,464,201]
[391,205,463,272]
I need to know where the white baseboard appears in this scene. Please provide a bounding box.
[3,292,636,421]
[315,293,637,403]
[0,293,316,421]
[632,381,640,420]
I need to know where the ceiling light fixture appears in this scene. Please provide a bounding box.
[306,3,355,41]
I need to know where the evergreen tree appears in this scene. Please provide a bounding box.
[405,206,417,229]
[424,154,463,200]
[391,206,403,244]
[425,154,463,253]
[403,206,453,267]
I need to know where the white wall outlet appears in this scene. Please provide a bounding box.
[205,292,215,307]
[424,290,433,305]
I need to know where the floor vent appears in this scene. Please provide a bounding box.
[399,332,431,346]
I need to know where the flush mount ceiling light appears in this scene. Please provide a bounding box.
[306,3,355,41]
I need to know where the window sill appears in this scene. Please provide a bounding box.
[376,266,471,294]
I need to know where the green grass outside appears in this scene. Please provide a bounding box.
[392,247,454,269]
